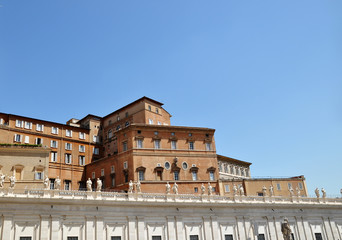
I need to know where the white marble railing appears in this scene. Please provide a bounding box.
[0,188,341,206]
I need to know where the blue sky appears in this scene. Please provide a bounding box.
[1,0,341,196]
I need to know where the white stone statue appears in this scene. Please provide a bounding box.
[233,184,238,195]
[201,183,206,195]
[96,178,102,192]
[9,175,16,189]
[44,176,50,189]
[321,188,326,199]
[55,176,61,190]
[269,185,274,196]
[315,187,320,198]
[239,185,244,196]
[165,182,171,194]
[136,181,141,193]
[208,183,213,196]
[86,178,92,191]
[128,180,134,193]
[281,218,293,240]
[172,182,178,194]
[262,185,267,196]
[0,174,5,188]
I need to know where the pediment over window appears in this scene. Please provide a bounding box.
[154,166,164,172]
[207,167,216,172]
[33,165,45,171]
[136,166,146,172]
[190,166,199,172]
[171,164,180,172]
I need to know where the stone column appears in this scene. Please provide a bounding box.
[302,217,314,240]
[85,216,96,240]
[266,216,278,240]
[96,217,104,240]
[175,216,185,240]
[127,216,137,240]
[40,215,50,240]
[2,214,14,240]
[51,216,61,240]
[137,216,145,240]
[235,216,246,240]
[322,217,335,240]
[203,216,212,240]
[211,216,220,240]
[166,216,176,240]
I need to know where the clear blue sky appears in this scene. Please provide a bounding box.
[1,0,341,196]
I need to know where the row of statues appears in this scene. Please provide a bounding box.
[315,187,326,198]
[0,174,16,188]
[86,178,102,192]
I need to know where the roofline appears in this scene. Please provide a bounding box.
[77,114,102,123]
[103,96,165,119]
[130,123,215,132]
[0,112,89,131]
[217,154,252,166]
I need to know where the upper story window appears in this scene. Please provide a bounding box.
[65,154,72,164]
[171,140,177,150]
[157,121,161,125]
[189,141,194,150]
[35,137,43,145]
[164,162,170,170]
[15,120,24,128]
[276,183,281,190]
[93,147,99,155]
[51,152,57,162]
[171,132,175,136]
[125,112,129,118]
[224,185,230,192]
[123,142,128,151]
[298,182,303,190]
[136,139,143,148]
[35,170,44,180]
[117,116,120,122]
[108,130,112,139]
[149,119,153,124]
[36,124,44,132]
[188,133,192,137]
[174,171,179,181]
[79,145,85,152]
[0,118,4,125]
[93,135,99,143]
[288,183,292,190]
[154,140,161,149]
[148,105,152,111]
[101,169,105,176]
[209,171,215,181]
[192,171,198,181]
[52,127,59,135]
[123,161,128,169]
[156,108,159,114]
[66,129,72,137]
[138,170,144,181]
[205,142,212,151]
[125,121,129,127]
[154,131,158,135]
[116,125,121,131]
[111,165,115,173]
[24,121,32,129]
[14,134,22,142]
[79,132,85,139]
[65,143,72,150]
[79,156,85,166]
[51,140,58,148]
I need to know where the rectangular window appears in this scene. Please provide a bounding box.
[51,140,58,148]
[64,180,71,190]
[225,235,234,240]
[66,129,73,137]
[190,235,199,240]
[288,183,292,189]
[65,154,72,164]
[123,142,128,151]
[24,121,32,129]
[111,176,115,187]
[152,237,161,240]
[16,120,24,128]
[93,135,98,143]
[298,182,303,190]
[67,237,78,240]
[52,127,59,134]
[79,156,85,166]
[148,119,153,124]
[192,171,198,181]
[79,145,85,152]
[314,233,323,240]
[171,140,177,150]
[101,169,105,176]
[36,123,44,132]
[24,136,30,144]
[205,142,211,151]
[51,152,57,162]
[50,179,55,190]
[257,234,265,240]
[35,171,43,180]
[0,118,3,125]
[154,140,161,149]
[189,141,194,150]
[92,172,95,179]
[14,134,22,142]
[20,237,32,240]
[194,187,198,193]
[138,170,144,181]
[93,147,99,155]
[174,171,179,181]
[79,132,85,139]
[123,161,128,169]
[111,237,121,240]
[277,183,281,190]
[209,171,215,181]
[65,143,72,150]
[111,165,115,173]
[35,137,43,145]
[225,185,230,192]
[137,139,143,148]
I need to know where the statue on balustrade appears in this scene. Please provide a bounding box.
[44,176,50,189]
[55,176,61,190]
[128,180,134,193]
[321,188,326,199]
[262,185,267,197]
[208,183,212,196]
[269,185,274,196]
[201,183,205,195]
[86,178,92,191]
[315,187,320,198]
[0,174,5,188]
[9,175,16,189]
[96,178,102,192]
[165,182,171,194]
[136,181,141,193]
[172,182,178,194]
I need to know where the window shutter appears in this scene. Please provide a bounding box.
[65,143,67,149]
[21,121,24,128]
[70,130,73,137]
[42,125,44,131]
[25,136,29,144]
[14,134,17,141]
[70,143,72,149]
[29,122,32,129]
[56,141,58,148]
[51,140,53,147]
[56,128,59,134]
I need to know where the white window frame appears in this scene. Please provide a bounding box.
[93,147,99,155]
[123,161,128,169]
[79,132,85,139]
[79,156,85,166]
[224,184,230,192]
[14,134,22,142]
[171,140,177,150]
[24,136,29,144]
[51,140,58,148]
[35,137,43,145]
[65,154,72,164]
[79,145,85,152]
[15,120,24,128]
[51,127,59,134]
[205,142,211,151]
[136,139,143,148]
[93,135,98,143]
[138,170,144,181]
[189,141,194,150]
[51,152,57,162]
[209,171,215,181]
[154,139,161,149]
[192,171,198,181]
[36,123,44,132]
[65,143,72,150]
[35,171,44,180]
[148,119,153,124]
[24,121,32,129]
[66,129,73,137]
